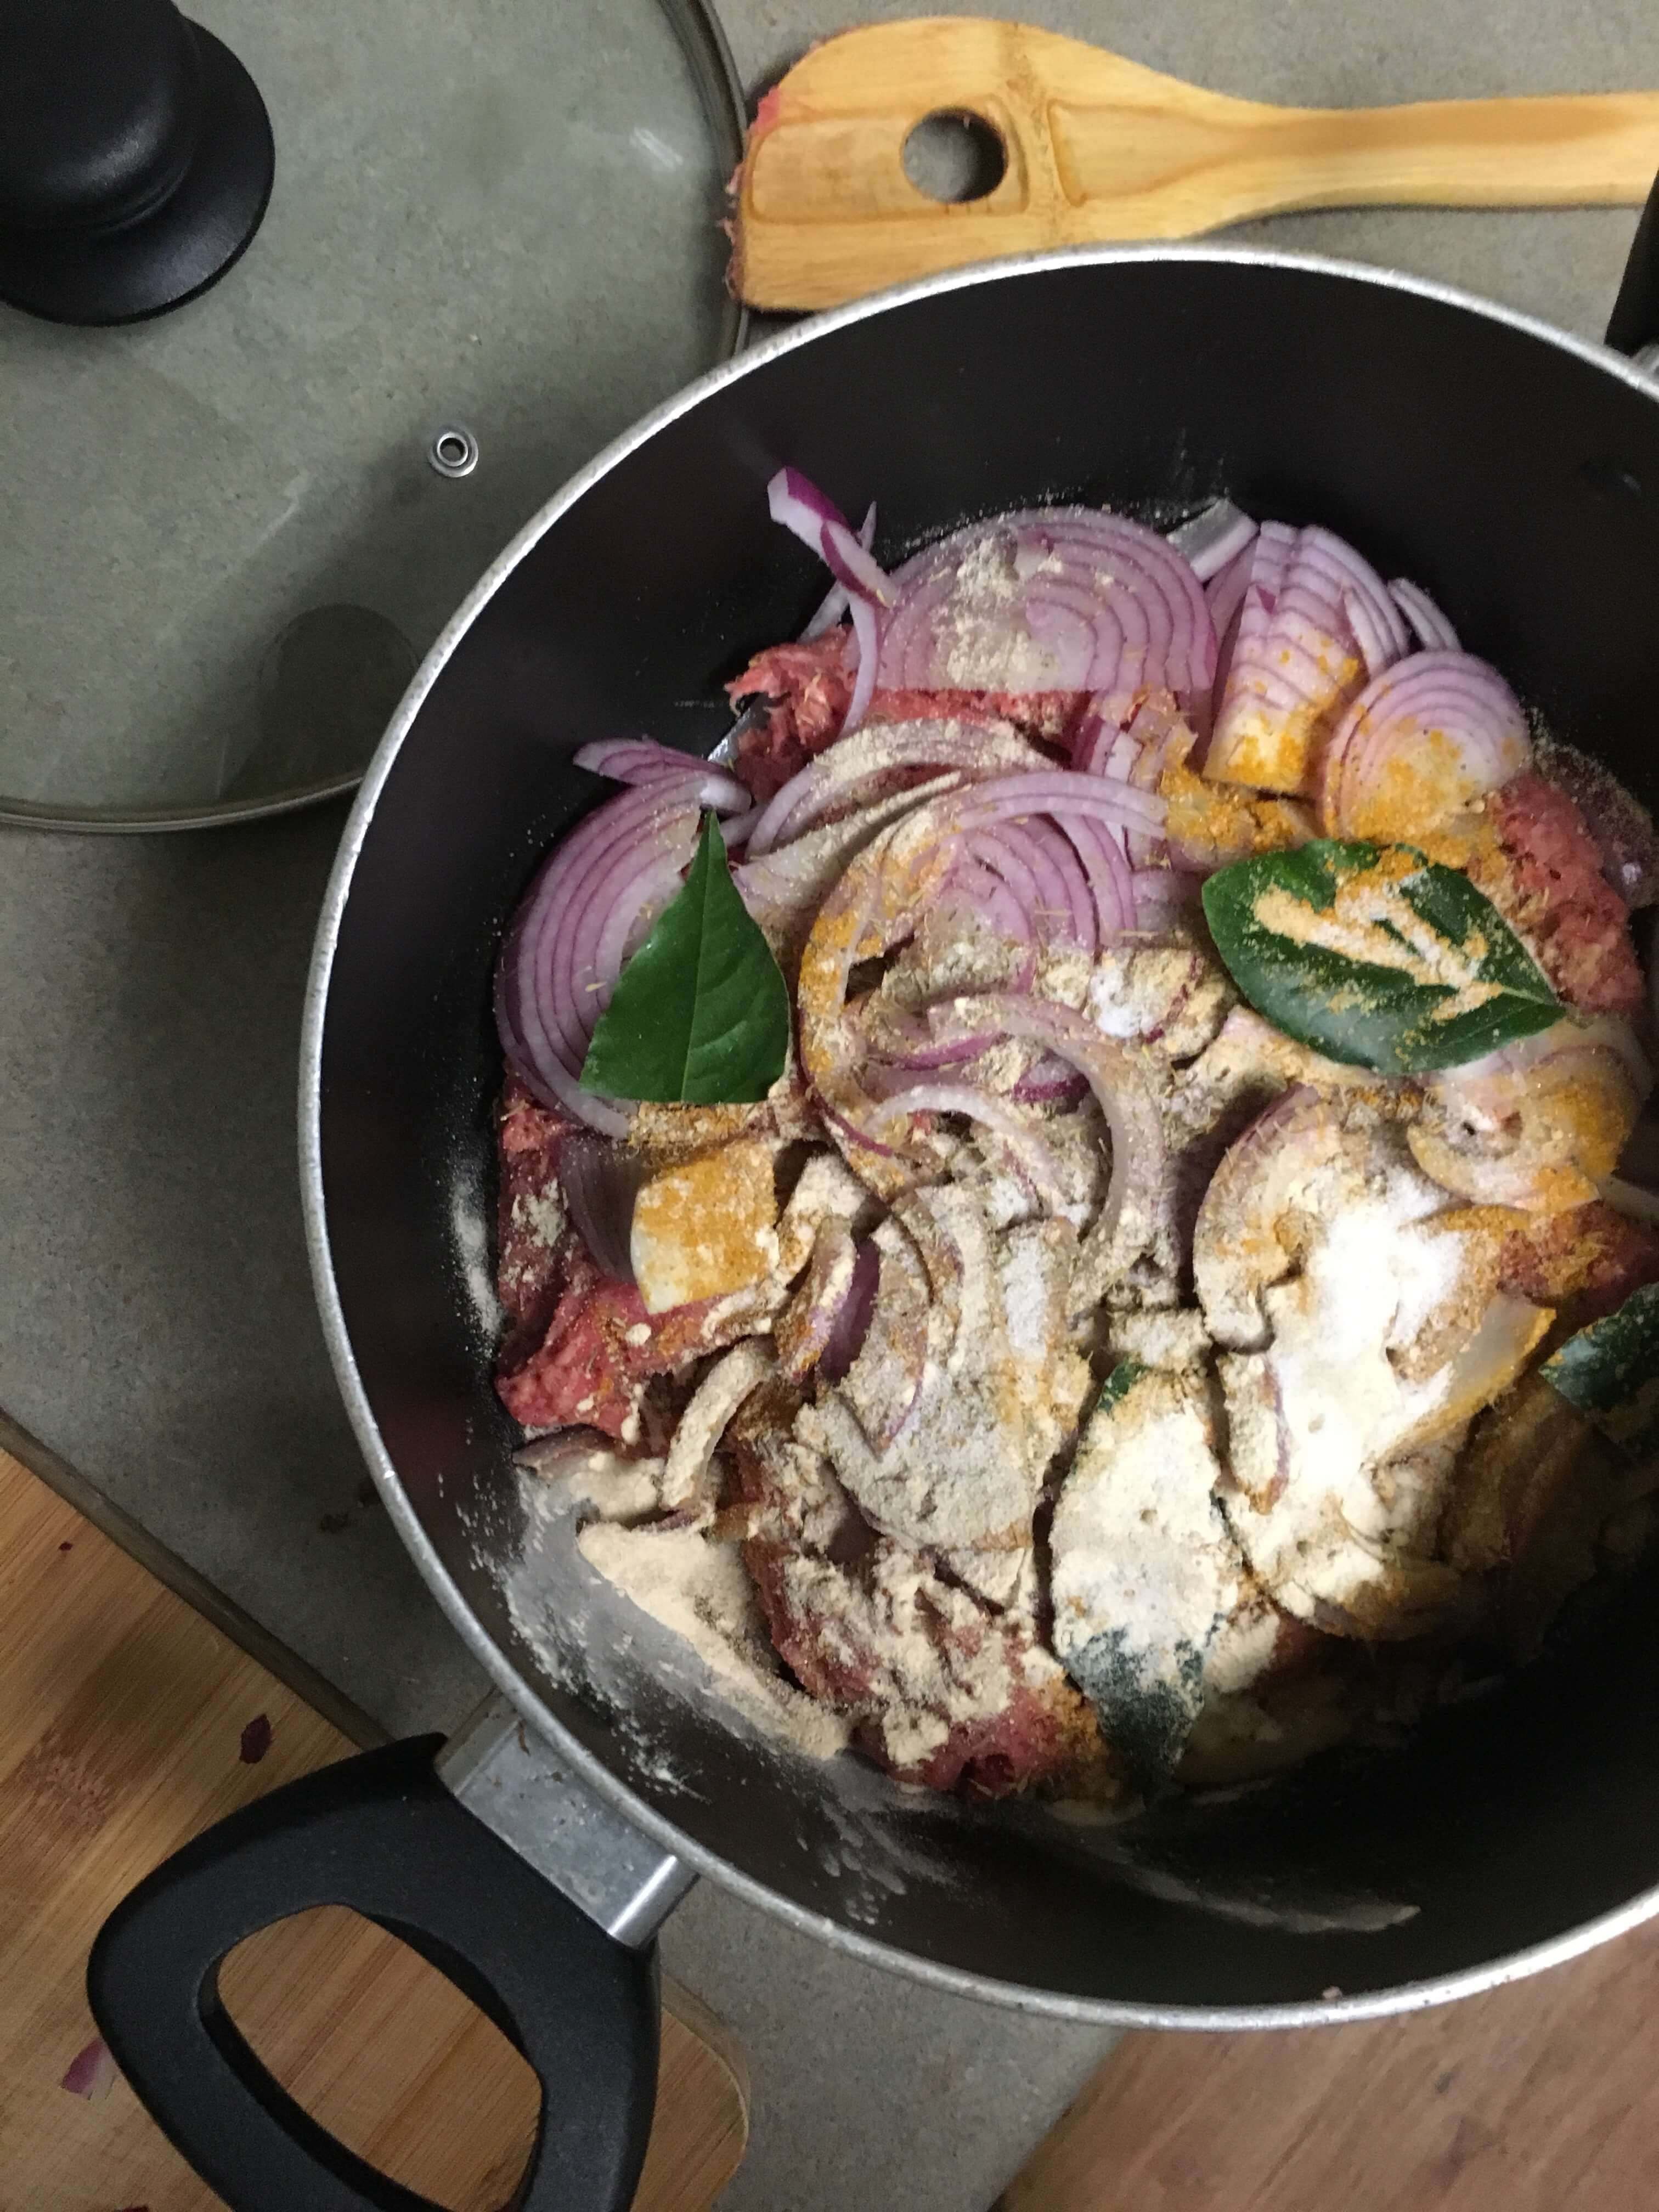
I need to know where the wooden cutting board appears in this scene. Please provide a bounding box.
[0,1431,748,2212]
[1000,1883,1659,2207]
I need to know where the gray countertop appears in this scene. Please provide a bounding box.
[4,3,1656,2205]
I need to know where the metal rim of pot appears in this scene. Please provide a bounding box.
[0,0,749,837]
[296,237,1659,2036]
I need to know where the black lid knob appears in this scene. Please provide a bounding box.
[0,0,274,325]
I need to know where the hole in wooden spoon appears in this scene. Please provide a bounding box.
[902,111,1006,203]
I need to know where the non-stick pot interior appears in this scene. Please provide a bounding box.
[315,255,1659,2016]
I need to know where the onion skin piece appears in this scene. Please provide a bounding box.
[574,739,750,810]
[1316,650,1532,842]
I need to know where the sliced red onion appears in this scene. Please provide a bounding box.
[769,469,893,627]
[797,780,1165,1188]
[820,1234,879,1384]
[878,1081,1070,1209]
[1209,526,1406,792]
[950,768,1167,838]
[1389,577,1460,652]
[559,1133,647,1281]
[574,739,749,809]
[1341,584,1396,681]
[876,508,1216,707]
[1054,809,1136,938]
[802,503,876,640]
[978,817,1095,949]
[822,517,895,608]
[1169,499,1257,583]
[844,594,879,735]
[662,1340,774,1509]
[839,1227,931,1446]
[1011,1051,1087,1102]
[1317,650,1532,839]
[930,994,1165,1255]
[1203,539,1257,652]
[1194,1088,1353,1348]
[497,785,710,1135]
[768,464,848,542]
[941,857,1034,951]
[747,719,1045,855]
[778,1220,857,1383]
[734,776,964,941]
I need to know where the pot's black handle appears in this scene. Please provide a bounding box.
[1607,171,1659,358]
[86,1734,658,2212]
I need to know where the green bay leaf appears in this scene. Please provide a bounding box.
[1200,839,1560,1074]
[580,812,791,1105]
[1094,1358,1148,1416]
[1542,1282,1659,1457]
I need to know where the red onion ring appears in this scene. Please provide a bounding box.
[1011,1051,1088,1103]
[802,502,876,640]
[1054,809,1136,937]
[768,469,894,631]
[1316,650,1532,839]
[574,739,750,810]
[876,508,1216,707]
[819,1234,879,1384]
[768,464,848,541]
[1209,525,1406,791]
[559,1132,648,1280]
[982,817,1095,949]
[844,594,879,733]
[1169,499,1258,582]
[798,778,1165,1186]
[941,857,1035,951]
[747,720,1047,855]
[498,783,727,1133]
[930,994,1165,1255]
[877,1081,1071,1209]
[1389,577,1460,652]
[822,517,895,609]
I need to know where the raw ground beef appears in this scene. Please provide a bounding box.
[496,1220,657,1439]
[496,1080,575,1370]
[1487,774,1645,1015]
[732,1406,1106,1798]
[724,628,1089,800]
[1500,1200,1659,1331]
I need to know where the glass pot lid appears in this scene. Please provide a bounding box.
[1,0,744,830]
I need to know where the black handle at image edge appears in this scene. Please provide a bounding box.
[1606,170,1659,359]
[86,1735,659,2212]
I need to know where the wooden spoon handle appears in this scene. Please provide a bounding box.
[731,18,1659,311]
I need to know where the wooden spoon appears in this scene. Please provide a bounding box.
[731,17,1659,310]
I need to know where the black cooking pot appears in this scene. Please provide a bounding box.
[89,202,1659,2212]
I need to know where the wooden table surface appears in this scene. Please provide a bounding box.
[0,1441,748,2212]
[1002,1881,1659,2209]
